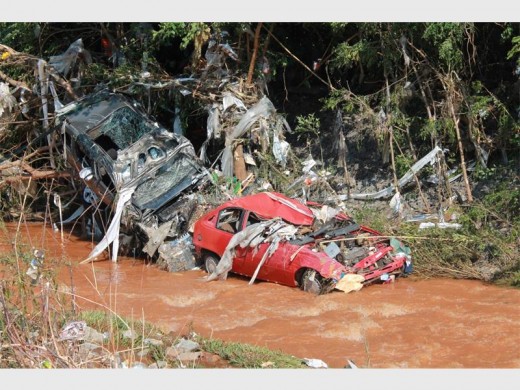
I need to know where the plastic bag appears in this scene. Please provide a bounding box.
[0,82,16,117]
[49,38,92,77]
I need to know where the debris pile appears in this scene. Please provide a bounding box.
[2,36,297,264]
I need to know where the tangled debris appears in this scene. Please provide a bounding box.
[0,38,295,264]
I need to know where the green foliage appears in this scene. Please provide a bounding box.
[399,223,484,278]
[294,113,323,160]
[411,185,518,283]
[467,81,493,118]
[0,23,39,54]
[294,113,321,140]
[394,154,415,177]
[352,205,392,234]
[226,176,242,195]
[152,22,210,50]
[79,310,128,333]
[329,22,350,35]
[423,23,467,71]
[506,35,520,65]
[321,89,347,111]
[331,40,374,71]
[507,271,520,287]
[475,185,519,224]
[265,50,289,78]
[329,23,406,77]
[471,165,495,182]
[349,179,519,286]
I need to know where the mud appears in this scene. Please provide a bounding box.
[1,222,519,368]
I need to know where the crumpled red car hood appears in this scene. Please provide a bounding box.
[222,192,315,226]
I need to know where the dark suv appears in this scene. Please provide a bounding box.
[56,90,208,258]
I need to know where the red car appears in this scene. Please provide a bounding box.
[192,192,412,294]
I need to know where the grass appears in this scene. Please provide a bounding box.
[1,302,307,368]
[196,337,305,368]
[74,310,306,368]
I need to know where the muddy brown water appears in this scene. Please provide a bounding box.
[1,222,519,368]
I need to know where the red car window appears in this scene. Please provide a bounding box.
[216,208,244,234]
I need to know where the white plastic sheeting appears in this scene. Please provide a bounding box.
[205,221,275,282]
[200,103,221,162]
[303,358,328,368]
[272,131,290,168]
[248,221,298,285]
[419,222,462,229]
[205,218,298,283]
[82,186,135,263]
[221,96,276,177]
[222,91,246,112]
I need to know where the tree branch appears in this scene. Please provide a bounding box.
[262,25,335,91]
[246,22,263,86]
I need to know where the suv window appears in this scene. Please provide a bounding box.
[96,107,156,149]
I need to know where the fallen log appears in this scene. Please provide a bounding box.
[0,170,70,184]
[0,159,70,184]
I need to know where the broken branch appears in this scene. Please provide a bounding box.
[246,22,263,86]
[0,69,31,91]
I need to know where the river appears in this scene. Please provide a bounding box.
[1,222,519,368]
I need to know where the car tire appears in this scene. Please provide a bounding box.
[203,253,220,274]
[300,269,323,295]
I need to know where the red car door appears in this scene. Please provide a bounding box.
[240,211,293,284]
[212,208,251,274]
[247,241,301,286]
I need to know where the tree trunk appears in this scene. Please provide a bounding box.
[388,126,399,191]
[246,22,263,86]
[448,94,473,203]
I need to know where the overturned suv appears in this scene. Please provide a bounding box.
[56,90,208,260]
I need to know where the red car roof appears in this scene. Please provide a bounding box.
[222,192,315,226]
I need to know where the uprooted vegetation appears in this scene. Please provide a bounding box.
[0,22,519,288]
[351,179,520,285]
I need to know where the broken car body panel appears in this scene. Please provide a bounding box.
[56,90,208,260]
[193,192,412,293]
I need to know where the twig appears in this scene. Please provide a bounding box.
[263,25,335,91]
[442,73,473,203]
